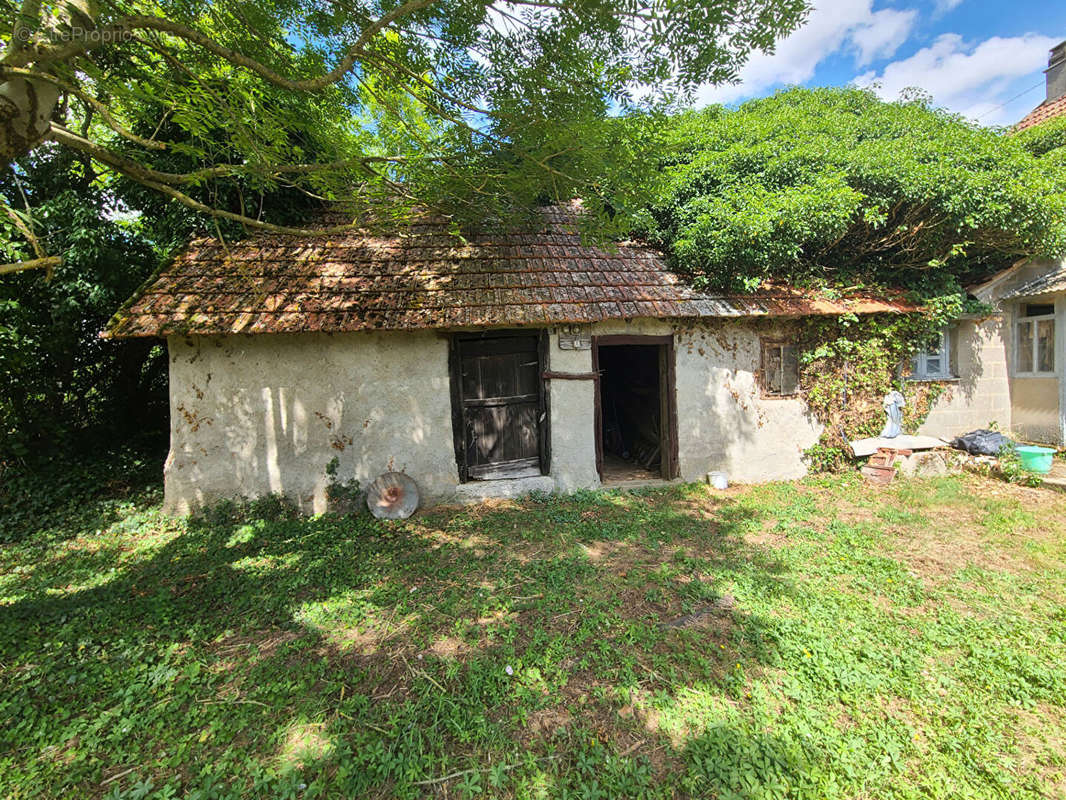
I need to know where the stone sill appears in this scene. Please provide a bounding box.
[453,475,555,503]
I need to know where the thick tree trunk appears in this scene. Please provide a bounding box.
[0,76,61,164]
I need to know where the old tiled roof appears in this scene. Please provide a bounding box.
[1003,264,1066,299]
[104,207,917,338]
[1015,94,1066,131]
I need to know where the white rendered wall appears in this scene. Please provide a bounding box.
[164,320,823,513]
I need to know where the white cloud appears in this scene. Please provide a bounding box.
[856,33,1059,124]
[851,8,916,66]
[933,0,964,15]
[696,0,917,105]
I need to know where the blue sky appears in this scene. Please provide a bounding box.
[694,0,1066,126]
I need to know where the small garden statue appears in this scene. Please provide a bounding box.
[880,390,905,438]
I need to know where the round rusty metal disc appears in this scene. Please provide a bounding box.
[366,472,419,519]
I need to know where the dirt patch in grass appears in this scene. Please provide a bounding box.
[746,518,793,548]
[1011,704,1066,796]
[525,707,572,737]
[875,482,1062,580]
[210,628,302,660]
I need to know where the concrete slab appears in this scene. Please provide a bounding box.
[1041,460,1066,493]
[850,435,949,458]
[453,475,556,502]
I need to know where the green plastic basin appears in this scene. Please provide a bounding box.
[1016,445,1055,474]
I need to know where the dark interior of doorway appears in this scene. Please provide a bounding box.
[598,344,662,482]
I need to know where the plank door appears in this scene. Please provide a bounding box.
[451,333,544,481]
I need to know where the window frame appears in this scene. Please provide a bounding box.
[908,329,953,381]
[759,340,801,398]
[1014,311,1056,377]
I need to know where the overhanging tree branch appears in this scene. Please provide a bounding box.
[0,256,61,275]
[4,66,165,150]
[49,123,431,185]
[12,0,438,90]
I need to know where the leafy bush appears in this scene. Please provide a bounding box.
[996,444,1044,488]
[191,493,300,529]
[0,440,163,543]
[324,457,364,516]
[640,87,1066,293]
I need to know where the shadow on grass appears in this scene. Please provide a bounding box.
[0,482,807,798]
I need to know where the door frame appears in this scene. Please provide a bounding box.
[592,334,679,481]
[448,328,550,482]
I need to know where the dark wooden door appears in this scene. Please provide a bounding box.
[452,333,543,481]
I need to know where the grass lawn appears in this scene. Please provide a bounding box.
[2,462,1065,799]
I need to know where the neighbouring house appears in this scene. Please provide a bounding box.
[1015,40,1066,132]
[918,40,1066,448]
[105,207,918,513]
[917,258,1066,447]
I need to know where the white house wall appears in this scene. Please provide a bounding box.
[164,331,459,515]
[587,319,821,483]
[165,320,824,514]
[1006,291,1065,445]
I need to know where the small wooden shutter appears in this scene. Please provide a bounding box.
[452,333,543,481]
[761,342,799,396]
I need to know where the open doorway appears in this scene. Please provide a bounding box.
[593,335,678,483]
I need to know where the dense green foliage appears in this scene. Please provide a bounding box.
[2,456,1064,797]
[1016,115,1066,162]
[640,88,1066,293]
[0,0,808,244]
[795,308,958,472]
[632,88,1066,468]
[0,147,168,459]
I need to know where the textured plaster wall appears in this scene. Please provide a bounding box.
[165,320,823,513]
[544,331,599,493]
[591,318,822,483]
[919,317,1011,440]
[165,332,458,514]
[673,322,821,483]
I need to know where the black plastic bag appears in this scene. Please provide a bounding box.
[951,429,1012,456]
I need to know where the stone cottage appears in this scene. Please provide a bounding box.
[105,207,922,513]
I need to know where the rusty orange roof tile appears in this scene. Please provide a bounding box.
[104,209,919,339]
[1015,93,1066,131]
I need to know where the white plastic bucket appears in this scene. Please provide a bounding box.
[708,471,729,490]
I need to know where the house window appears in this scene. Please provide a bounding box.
[761,341,800,396]
[1015,305,1055,376]
[909,330,952,380]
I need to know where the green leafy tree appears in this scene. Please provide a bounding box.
[635,88,1066,470]
[640,87,1066,294]
[0,0,808,274]
[0,144,167,458]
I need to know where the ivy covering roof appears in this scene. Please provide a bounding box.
[104,207,916,339]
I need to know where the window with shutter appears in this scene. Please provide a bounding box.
[908,330,952,380]
[760,341,800,396]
